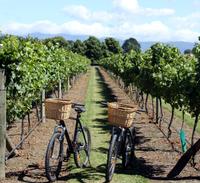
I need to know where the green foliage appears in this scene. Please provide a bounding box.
[72,39,86,55]
[122,37,141,53]
[43,36,73,50]
[84,36,104,64]
[188,43,200,115]
[104,37,122,55]
[0,35,90,122]
[184,49,192,55]
[100,41,200,118]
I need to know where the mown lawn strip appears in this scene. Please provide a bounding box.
[67,67,147,183]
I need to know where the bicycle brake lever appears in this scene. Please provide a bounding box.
[137,109,146,113]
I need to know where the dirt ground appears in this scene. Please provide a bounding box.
[3,72,90,183]
[99,68,200,182]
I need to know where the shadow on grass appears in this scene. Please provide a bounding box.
[58,164,107,183]
[95,67,116,103]
[7,160,200,183]
[112,157,166,178]
[91,67,116,134]
[10,162,107,183]
[93,147,108,154]
[92,118,111,133]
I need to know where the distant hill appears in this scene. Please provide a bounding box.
[29,32,89,41]
[140,41,195,53]
[24,33,195,53]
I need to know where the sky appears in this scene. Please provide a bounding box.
[0,0,200,42]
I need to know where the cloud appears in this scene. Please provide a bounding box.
[113,21,171,41]
[2,20,112,37]
[63,1,175,26]
[142,8,175,16]
[112,0,175,16]
[63,5,114,23]
[0,20,175,41]
[63,5,90,20]
[1,1,200,42]
[173,29,200,42]
[2,20,61,34]
[2,20,199,42]
[113,0,139,12]
[61,21,111,37]
[171,13,200,30]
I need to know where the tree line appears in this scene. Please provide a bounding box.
[42,36,141,64]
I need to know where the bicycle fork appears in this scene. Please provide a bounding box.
[112,127,125,156]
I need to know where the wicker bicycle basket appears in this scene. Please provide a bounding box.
[45,98,72,120]
[108,102,137,128]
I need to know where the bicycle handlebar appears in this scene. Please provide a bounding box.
[100,101,108,107]
[72,103,85,108]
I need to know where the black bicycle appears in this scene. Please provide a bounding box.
[45,103,91,182]
[106,109,145,182]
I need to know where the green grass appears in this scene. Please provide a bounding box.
[67,67,147,183]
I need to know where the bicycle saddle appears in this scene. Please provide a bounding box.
[75,106,86,113]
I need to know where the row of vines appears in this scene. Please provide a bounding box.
[100,40,200,147]
[0,35,90,123]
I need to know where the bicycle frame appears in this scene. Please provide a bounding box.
[54,112,88,154]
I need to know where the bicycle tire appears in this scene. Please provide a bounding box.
[45,132,63,182]
[122,131,134,168]
[74,126,91,168]
[106,134,118,182]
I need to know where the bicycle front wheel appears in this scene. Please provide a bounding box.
[106,134,118,182]
[74,126,91,168]
[122,130,134,169]
[45,132,63,182]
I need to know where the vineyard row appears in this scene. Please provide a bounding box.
[100,42,200,146]
[0,35,90,122]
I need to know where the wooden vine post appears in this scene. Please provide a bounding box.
[156,97,159,124]
[58,79,62,99]
[41,89,46,123]
[67,77,70,91]
[0,69,6,179]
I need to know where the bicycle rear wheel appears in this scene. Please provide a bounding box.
[74,126,91,168]
[122,130,134,168]
[45,132,63,182]
[106,134,118,182]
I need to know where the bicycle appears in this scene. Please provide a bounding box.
[45,103,91,182]
[105,107,145,182]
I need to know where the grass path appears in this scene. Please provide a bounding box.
[67,67,147,183]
